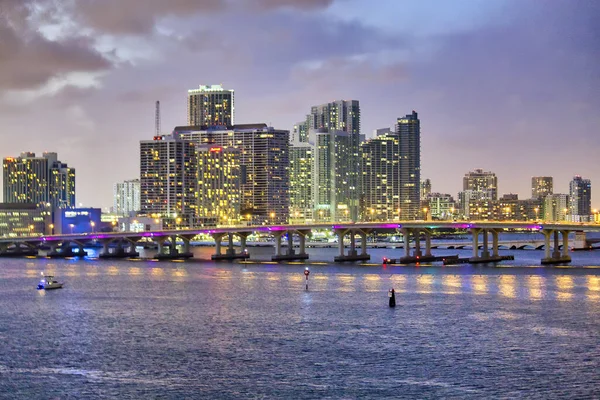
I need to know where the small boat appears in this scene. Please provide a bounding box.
[37,273,64,290]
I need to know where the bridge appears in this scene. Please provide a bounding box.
[0,221,598,265]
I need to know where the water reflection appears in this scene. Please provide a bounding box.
[527,276,543,300]
[107,266,119,276]
[472,275,488,294]
[363,274,381,292]
[442,275,461,294]
[498,275,516,299]
[416,274,433,294]
[337,274,356,292]
[150,267,164,276]
[129,267,142,276]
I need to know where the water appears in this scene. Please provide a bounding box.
[1,248,599,399]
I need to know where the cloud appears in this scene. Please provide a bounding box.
[0,0,114,93]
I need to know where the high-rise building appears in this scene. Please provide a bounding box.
[113,179,141,216]
[426,193,456,220]
[140,135,197,227]
[544,194,569,222]
[308,100,360,136]
[289,142,313,223]
[3,152,75,208]
[174,124,289,224]
[420,179,431,200]
[196,145,240,226]
[360,133,402,221]
[310,129,356,222]
[292,121,309,143]
[531,177,553,199]
[396,111,421,220]
[187,84,234,127]
[463,168,497,201]
[569,175,591,221]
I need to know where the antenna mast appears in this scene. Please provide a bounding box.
[155,100,161,136]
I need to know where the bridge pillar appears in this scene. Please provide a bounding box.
[272,230,309,261]
[102,240,110,255]
[156,237,167,255]
[349,231,357,257]
[492,229,499,257]
[424,229,432,257]
[212,233,224,256]
[471,228,481,258]
[359,231,368,256]
[481,229,490,258]
[238,233,249,254]
[541,229,571,265]
[401,228,411,258]
[413,230,422,257]
[561,231,570,257]
[553,231,561,258]
[274,232,283,256]
[226,233,235,256]
[333,228,369,262]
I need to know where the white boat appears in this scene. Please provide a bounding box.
[37,274,64,290]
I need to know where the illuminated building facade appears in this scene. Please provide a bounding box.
[544,194,569,222]
[196,145,240,226]
[0,203,51,237]
[531,176,553,199]
[426,193,456,220]
[420,178,431,200]
[174,124,289,224]
[187,84,234,127]
[140,135,197,227]
[360,133,401,221]
[113,179,141,216]
[311,129,356,222]
[3,152,75,208]
[396,111,421,220]
[463,168,497,201]
[289,142,313,223]
[293,121,309,143]
[569,175,592,222]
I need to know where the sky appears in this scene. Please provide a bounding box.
[0,0,598,210]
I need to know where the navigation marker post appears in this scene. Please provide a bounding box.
[304,268,310,291]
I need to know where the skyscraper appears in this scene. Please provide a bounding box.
[292,121,309,143]
[420,178,432,200]
[140,135,197,226]
[187,84,235,127]
[3,152,75,208]
[360,133,402,221]
[174,124,289,224]
[113,179,141,216]
[195,145,240,226]
[544,194,569,222]
[306,100,361,220]
[531,177,553,199]
[463,168,498,201]
[569,175,591,221]
[289,142,313,223]
[310,129,356,222]
[396,111,421,220]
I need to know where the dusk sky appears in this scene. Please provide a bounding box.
[1,0,598,210]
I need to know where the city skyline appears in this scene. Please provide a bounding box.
[0,1,598,210]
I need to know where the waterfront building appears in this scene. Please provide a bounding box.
[458,190,487,219]
[289,142,313,223]
[308,100,360,137]
[531,176,553,199]
[569,175,592,222]
[421,179,432,200]
[187,84,234,127]
[113,179,141,216]
[56,207,103,235]
[360,132,402,221]
[140,135,197,228]
[544,194,569,222]
[373,128,391,137]
[174,124,289,224]
[396,111,421,219]
[463,168,497,201]
[292,121,309,143]
[311,129,356,222]
[195,145,240,226]
[496,194,542,221]
[426,193,456,220]
[3,152,75,208]
[0,203,52,237]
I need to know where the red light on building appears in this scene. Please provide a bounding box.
[209,147,222,153]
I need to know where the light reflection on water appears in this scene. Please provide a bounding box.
[472,275,488,294]
[498,275,516,298]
